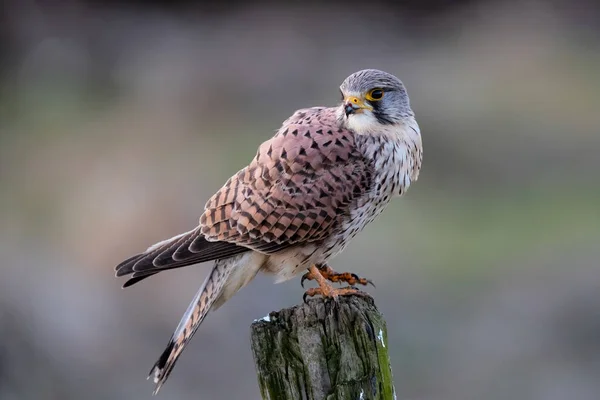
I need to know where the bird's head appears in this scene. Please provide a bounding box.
[338,69,413,134]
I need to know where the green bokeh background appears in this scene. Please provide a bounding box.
[0,1,599,399]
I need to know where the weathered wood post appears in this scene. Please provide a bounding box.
[250,296,396,400]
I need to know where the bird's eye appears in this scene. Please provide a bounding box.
[366,88,384,101]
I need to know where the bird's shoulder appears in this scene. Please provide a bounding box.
[281,106,337,126]
[254,107,361,174]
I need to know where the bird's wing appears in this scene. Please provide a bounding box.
[115,107,372,286]
[198,106,373,253]
[114,228,249,287]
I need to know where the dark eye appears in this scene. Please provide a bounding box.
[366,88,384,101]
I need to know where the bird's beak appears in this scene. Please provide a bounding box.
[344,96,372,116]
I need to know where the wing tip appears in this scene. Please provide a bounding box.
[121,272,158,288]
[116,228,199,273]
[114,253,145,275]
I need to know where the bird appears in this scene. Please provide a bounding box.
[115,69,423,394]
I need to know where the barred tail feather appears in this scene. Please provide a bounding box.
[149,257,237,395]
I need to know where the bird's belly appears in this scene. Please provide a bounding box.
[331,196,391,254]
[261,244,323,283]
[327,165,411,259]
[259,196,395,282]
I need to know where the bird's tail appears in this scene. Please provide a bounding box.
[149,257,236,395]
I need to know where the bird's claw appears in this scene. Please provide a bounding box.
[349,273,376,288]
[303,287,325,303]
[300,265,375,288]
[300,272,311,288]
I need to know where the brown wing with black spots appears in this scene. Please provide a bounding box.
[199,107,373,253]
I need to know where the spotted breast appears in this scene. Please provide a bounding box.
[325,117,423,259]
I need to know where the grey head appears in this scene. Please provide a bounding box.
[338,69,413,132]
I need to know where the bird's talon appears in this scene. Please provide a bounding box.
[300,269,320,288]
[299,264,374,288]
[303,287,322,302]
[301,274,308,288]
[332,271,374,287]
[301,265,373,302]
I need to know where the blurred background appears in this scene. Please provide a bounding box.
[1,0,599,399]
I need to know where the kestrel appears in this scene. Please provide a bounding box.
[115,69,423,394]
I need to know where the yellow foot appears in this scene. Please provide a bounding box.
[301,264,374,288]
[301,264,372,303]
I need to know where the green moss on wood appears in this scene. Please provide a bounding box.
[250,296,396,400]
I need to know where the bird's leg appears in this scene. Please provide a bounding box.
[301,263,374,287]
[302,264,371,302]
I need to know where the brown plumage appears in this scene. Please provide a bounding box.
[115,69,423,394]
[200,107,371,248]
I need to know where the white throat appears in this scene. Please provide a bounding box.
[344,112,382,135]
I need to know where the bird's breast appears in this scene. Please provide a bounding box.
[351,125,420,218]
[360,127,421,199]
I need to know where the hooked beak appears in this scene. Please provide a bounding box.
[344,96,372,116]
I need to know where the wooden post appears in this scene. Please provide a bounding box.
[250,296,396,400]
